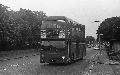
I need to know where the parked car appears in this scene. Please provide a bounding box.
[94,46,100,50]
[88,45,91,48]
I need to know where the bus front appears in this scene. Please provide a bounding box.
[40,21,69,64]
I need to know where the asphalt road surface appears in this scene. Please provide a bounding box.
[0,48,99,75]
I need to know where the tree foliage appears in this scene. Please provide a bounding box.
[0,4,46,50]
[97,17,120,41]
[85,36,95,44]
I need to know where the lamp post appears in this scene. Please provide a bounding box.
[92,20,104,64]
[99,34,103,55]
[93,20,103,55]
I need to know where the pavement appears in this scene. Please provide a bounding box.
[1,48,120,75]
[0,49,40,62]
[111,65,120,75]
[84,50,116,75]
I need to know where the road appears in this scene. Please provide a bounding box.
[0,48,99,75]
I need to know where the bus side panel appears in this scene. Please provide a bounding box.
[76,42,80,59]
[82,43,86,57]
[70,42,77,60]
[70,42,85,60]
[78,43,86,59]
[83,43,86,57]
[78,43,83,59]
[79,43,86,57]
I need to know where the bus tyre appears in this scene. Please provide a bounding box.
[71,54,75,62]
[81,53,84,60]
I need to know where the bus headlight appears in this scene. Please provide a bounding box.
[41,54,44,57]
[41,49,44,51]
[62,56,65,59]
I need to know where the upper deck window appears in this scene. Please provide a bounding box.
[41,30,46,38]
[41,29,65,39]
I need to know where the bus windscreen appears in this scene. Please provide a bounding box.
[41,41,65,51]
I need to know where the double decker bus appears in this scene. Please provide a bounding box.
[40,16,86,64]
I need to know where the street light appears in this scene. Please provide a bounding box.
[94,21,100,22]
[93,20,103,55]
[92,20,105,64]
[99,34,103,55]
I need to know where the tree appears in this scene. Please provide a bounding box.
[86,36,95,44]
[97,16,120,41]
[16,8,46,48]
[0,3,46,50]
[0,4,11,50]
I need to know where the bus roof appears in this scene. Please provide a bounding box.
[42,16,67,21]
[42,16,85,30]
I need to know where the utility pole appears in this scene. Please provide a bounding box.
[93,20,103,55]
[99,34,103,55]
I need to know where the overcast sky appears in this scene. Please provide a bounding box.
[1,0,120,38]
